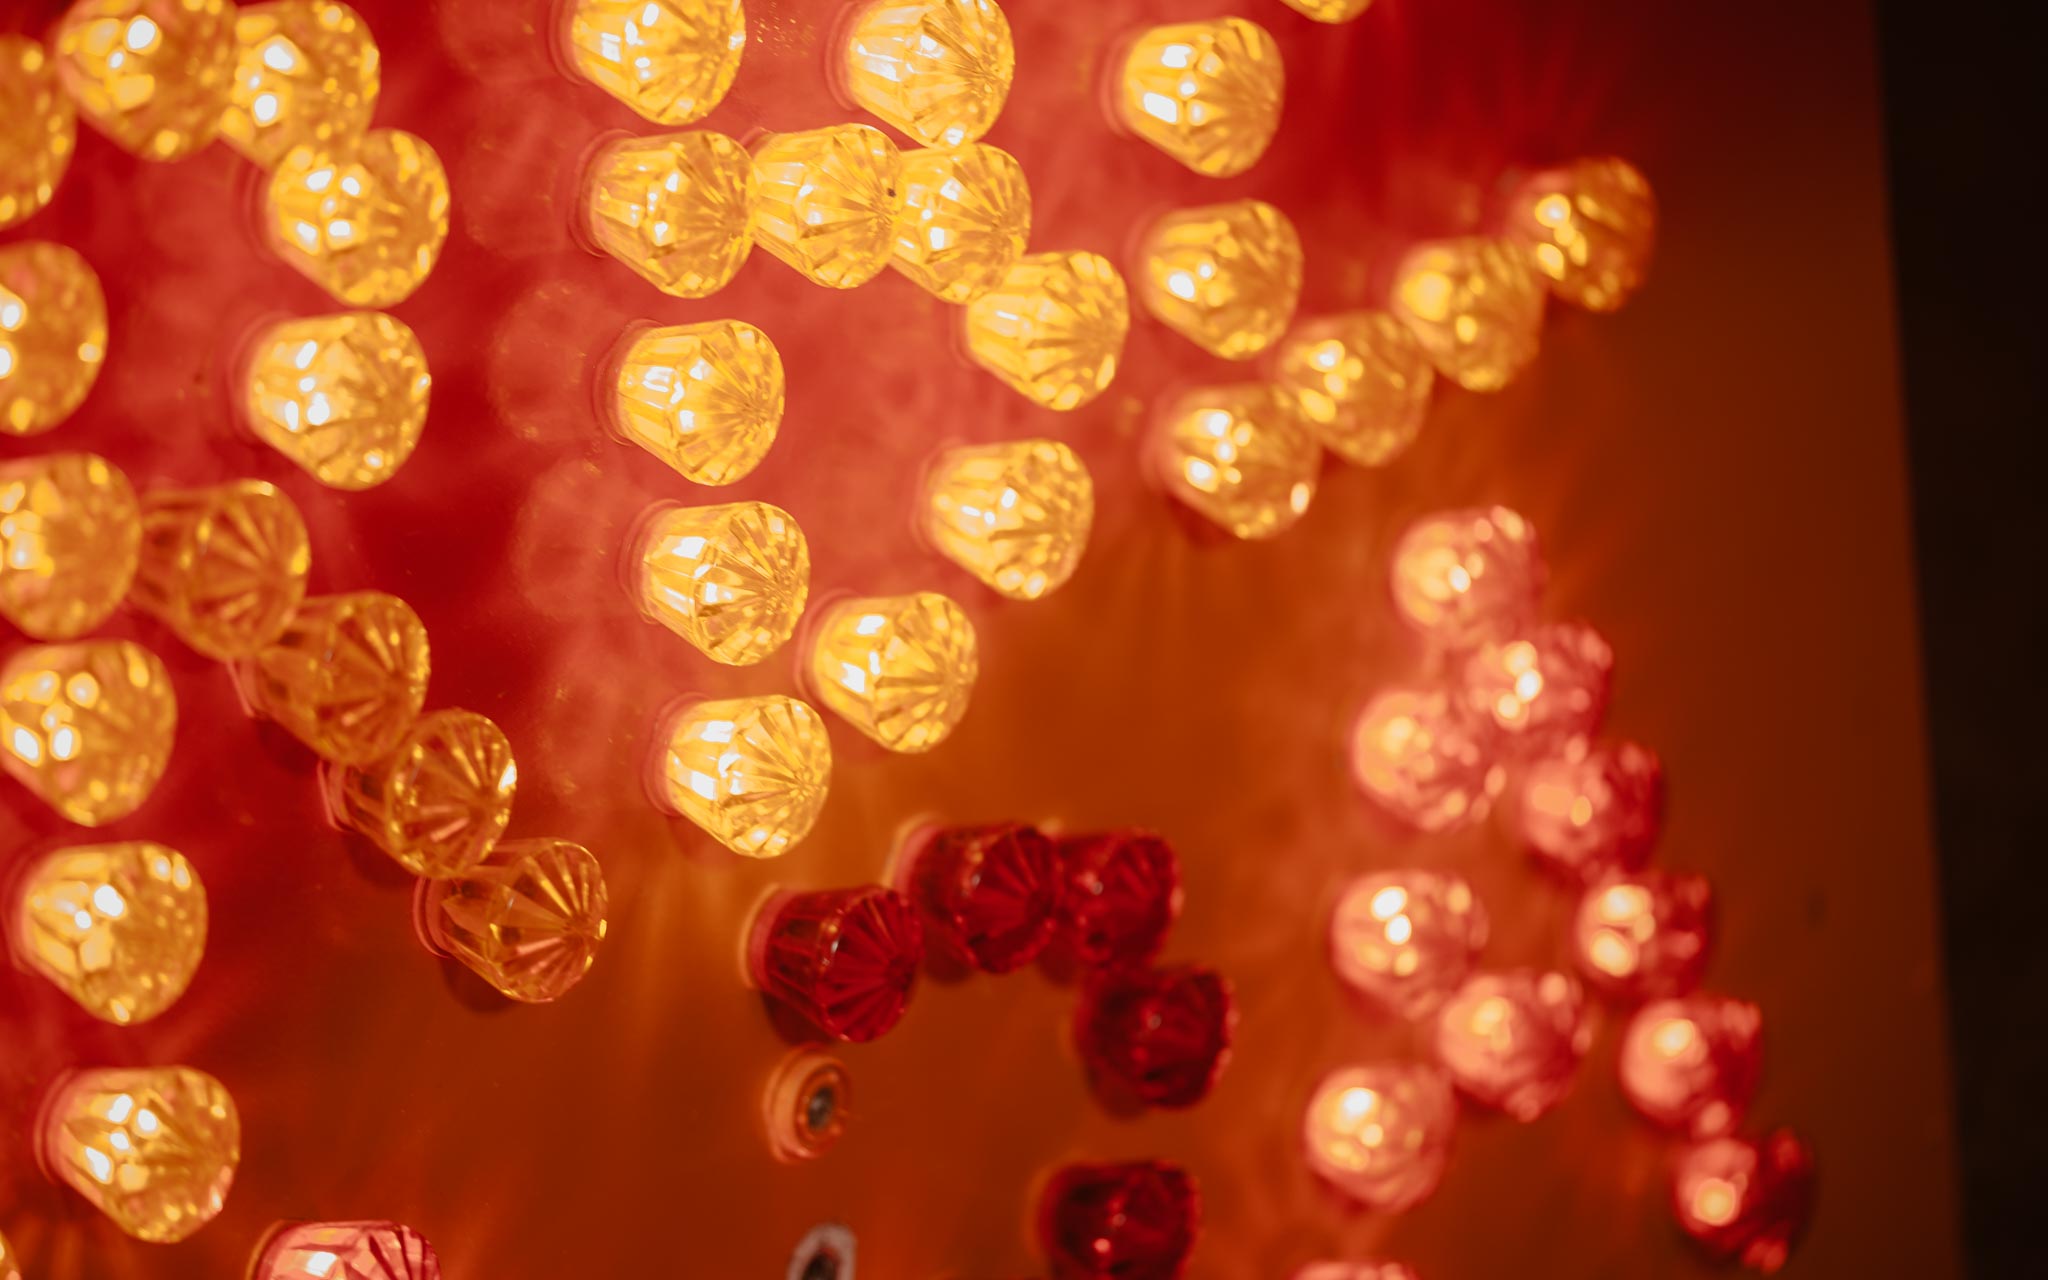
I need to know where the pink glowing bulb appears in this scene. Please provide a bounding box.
[1350,685,1503,833]
[1328,870,1488,1019]
[1301,1064,1457,1212]
[1572,870,1713,1001]
[1462,620,1613,758]
[1432,969,1590,1120]
[1388,505,1545,649]
[1516,738,1665,880]
[1620,993,1764,1137]
[1672,1129,1816,1273]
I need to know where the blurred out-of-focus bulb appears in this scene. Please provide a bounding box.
[807,591,978,752]
[1138,199,1303,358]
[581,130,754,299]
[327,708,516,878]
[1620,994,1763,1137]
[11,841,206,1025]
[1507,156,1656,312]
[1,36,77,231]
[1115,18,1283,178]
[221,1,381,169]
[607,320,785,484]
[1432,969,1590,1120]
[251,1221,440,1280]
[39,1065,240,1243]
[0,452,139,640]
[1301,1064,1456,1212]
[0,1228,16,1280]
[1280,0,1376,21]
[562,0,745,125]
[843,0,1014,147]
[1389,237,1545,392]
[1151,382,1320,539]
[131,480,311,661]
[1518,738,1664,880]
[1039,1161,1200,1280]
[1672,1130,1815,1274]
[1573,870,1713,1001]
[1462,620,1613,757]
[1329,870,1488,1020]
[750,124,904,288]
[419,837,609,1003]
[922,439,1092,600]
[904,823,1061,972]
[1053,830,1182,968]
[628,501,809,664]
[53,0,235,161]
[1389,505,1544,649]
[0,639,175,826]
[963,250,1130,410]
[0,241,108,436]
[236,590,429,765]
[1271,311,1434,467]
[266,128,450,307]
[1076,964,1236,1109]
[1293,1266,1419,1280]
[1349,686,1501,833]
[241,311,431,489]
[891,142,1031,303]
[749,885,925,1042]
[652,695,832,858]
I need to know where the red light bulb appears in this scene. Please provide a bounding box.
[1052,830,1183,968]
[1572,870,1713,1001]
[903,823,1061,973]
[1432,969,1590,1120]
[1672,1129,1816,1273]
[1620,994,1763,1137]
[1328,870,1488,1019]
[1075,965,1235,1110]
[1517,739,1664,880]
[1461,620,1613,758]
[1039,1160,1199,1280]
[252,1221,440,1280]
[1301,1064,1456,1212]
[750,886,924,1042]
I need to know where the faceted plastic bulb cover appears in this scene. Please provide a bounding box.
[891,142,1031,303]
[221,1,383,169]
[609,320,785,484]
[807,591,978,752]
[1152,382,1320,539]
[906,823,1060,973]
[752,885,925,1042]
[630,501,810,664]
[582,130,754,299]
[0,36,77,231]
[751,125,904,288]
[0,240,108,435]
[53,0,236,161]
[843,0,1015,147]
[922,440,1093,600]
[1038,1161,1200,1280]
[237,591,430,765]
[1138,199,1303,358]
[131,480,312,660]
[1116,18,1283,178]
[253,1220,441,1280]
[1301,1064,1456,1212]
[1273,311,1435,467]
[1281,0,1376,20]
[1507,156,1657,312]
[422,837,609,1003]
[963,250,1130,409]
[1075,964,1236,1109]
[1573,870,1714,1001]
[1462,620,1614,759]
[563,0,746,126]
[1054,830,1183,968]
[1518,738,1665,880]
[40,1065,240,1243]
[654,695,832,858]
[243,311,431,489]
[0,639,176,826]
[1389,236,1546,392]
[1388,505,1545,649]
[1672,1129,1816,1274]
[266,129,451,307]
[0,451,140,640]
[1349,685,1501,833]
[1433,969,1590,1120]
[13,841,206,1025]
[1620,993,1764,1137]
[1329,870,1488,1020]
[328,708,517,877]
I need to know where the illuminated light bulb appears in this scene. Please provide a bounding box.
[0,36,77,231]
[220,2,381,169]
[1075,964,1235,1109]
[1349,686,1502,833]
[1053,830,1182,968]
[326,709,517,878]
[0,640,175,826]
[0,452,140,641]
[750,124,904,288]
[236,591,430,765]
[1572,870,1714,1001]
[52,0,234,161]
[251,1221,440,1280]
[1672,1130,1815,1274]
[39,1065,240,1243]
[806,591,978,753]
[1301,1064,1456,1212]
[891,142,1031,303]
[1389,237,1546,392]
[0,241,108,436]
[905,823,1060,973]
[1279,0,1376,21]
[750,885,925,1042]
[1115,18,1283,178]
[607,320,784,484]
[265,128,451,307]
[1461,620,1613,758]
[1433,969,1590,1120]
[241,311,431,490]
[652,695,832,858]
[1517,738,1664,880]
[1271,311,1434,467]
[844,0,1014,147]
[11,841,205,1025]
[1620,994,1763,1138]
[628,501,809,664]
[922,439,1092,600]
[1328,870,1488,1020]
[581,130,754,299]
[1507,156,1656,312]
[131,480,311,660]
[419,837,609,1003]
[963,250,1130,410]
[561,0,745,126]
[1388,505,1545,649]
[1038,1161,1199,1280]
[1150,382,1320,540]
[1138,199,1303,359]
[1293,1266,1418,1280]
[0,1229,16,1280]
[763,1047,852,1163]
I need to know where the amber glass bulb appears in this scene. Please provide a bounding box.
[807,592,978,752]
[628,501,809,664]
[751,124,905,288]
[1,36,77,231]
[653,694,832,857]
[582,130,754,299]
[1115,17,1283,178]
[40,1065,240,1242]
[963,250,1130,410]
[327,708,516,878]
[131,480,311,660]
[0,452,140,641]
[0,241,108,436]
[843,0,1015,147]
[922,439,1093,599]
[1281,0,1375,20]
[1301,1064,1456,1212]
[891,143,1031,303]
[266,128,451,307]
[420,837,609,1003]
[0,639,175,826]
[562,0,745,125]
[1152,382,1320,539]
[1388,505,1545,649]
[53,0,235,161]
[252,1222,441,1280]
[607,320,785,484]
[1350,686,1503,834]
[1329,870,1488,1020]
[1272,311,1434,467]
[1507,156,1656,312]
[242,311,431,490]
[237,591,429,765]
[221,2,381,169]
[1138,199,1303,359]
[1389,236,1546,392]
[12,841,205,1025]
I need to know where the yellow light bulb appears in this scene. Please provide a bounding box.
[629,501,810,664]
[562,0,745,126]
[0,241,108,436]
[0,452,140,641]
[1281,0,1375,20]
[40,1065,240,1242]
[581,130,754,299]
[131,480,311,660]
[0,639,176,827]
[0,36,77,231]
[327,708,516,877]
[241,311,430,490]
[922,439,1093,599]
[221,1,380,169]
[807,592,978,752]
[963,250,1130,410]
[1271,311,1435,467]
[265,128,451,307]
[653,695,833,857]
[236,591,429,765]
[1151,383,1320,539]
[1388,236,1546,392]
[1506,156,1657,312]
[751,124,905,288]
[53,0,235,161]
[1116,18,1284,178]
[608,320,785,484]
[1137,199,1303,359]
[892,143,1031,303]
[12,841,206,1025]
[843,0,1015,147]
[419,837,609,1003]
